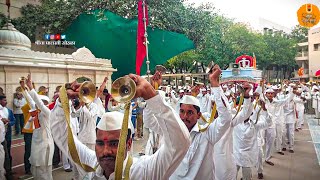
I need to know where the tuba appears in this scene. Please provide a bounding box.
[111,77,136,103]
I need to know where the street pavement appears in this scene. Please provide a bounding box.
[10,115,320,180]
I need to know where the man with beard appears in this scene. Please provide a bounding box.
[50,74,190,180]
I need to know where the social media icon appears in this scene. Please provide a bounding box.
[61,34,66,40]
[44,34,50,40]
[50,34,55,40]
[55,34,61,40]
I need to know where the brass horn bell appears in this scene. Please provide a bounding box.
[155,65,167,74]
[19,76,26,82]
[78,81,96,104]
[206,61,215,74]
[111,77,136,103]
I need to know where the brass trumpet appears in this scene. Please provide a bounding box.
[111,77,136,103]
[78,81,96,104]
[155,65,167,74]
[64,80,96,104]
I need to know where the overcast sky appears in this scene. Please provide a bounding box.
[186,0,320,30]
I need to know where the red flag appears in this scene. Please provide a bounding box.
[136,0,148,75]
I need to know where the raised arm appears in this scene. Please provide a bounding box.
[29,89,51,116]
[205,64,232,144]
[230,82,253,127]
[205,87,232,144]
[128,74,190,180]
[50,98,97,175]
[275,87,294,106]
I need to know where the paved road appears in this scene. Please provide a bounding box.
[11,115,320,180]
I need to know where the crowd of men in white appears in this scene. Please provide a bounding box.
[0,64,320,180]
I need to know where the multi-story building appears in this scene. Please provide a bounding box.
[295,27,320,80]
[308,27,320,80]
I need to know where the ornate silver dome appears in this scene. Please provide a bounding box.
[0,21,31,51]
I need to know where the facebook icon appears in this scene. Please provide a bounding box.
[44,34,50,40]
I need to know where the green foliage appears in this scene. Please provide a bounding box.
[11,0,300,79]
[290,25,308,43]
[0,13,8,28]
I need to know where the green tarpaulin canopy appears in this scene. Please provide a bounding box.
[64,10,195,80]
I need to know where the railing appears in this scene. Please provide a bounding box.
[296,51,309,57]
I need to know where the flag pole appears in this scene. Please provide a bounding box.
[142,0,150,81]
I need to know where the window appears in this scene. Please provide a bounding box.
[314,43,320,51]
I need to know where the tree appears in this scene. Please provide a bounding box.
[290,25,308,43]
[11,0,215,45]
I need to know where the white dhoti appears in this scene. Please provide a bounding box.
[257,145,264,174]
[265,128,276,161]
[296,109,304,129]
[284,123,295,150]
[236,165,252,180]
[62,153,72,170]
[31,165,53,180]
[275,123,284,152]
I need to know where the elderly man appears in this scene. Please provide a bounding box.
[169,65,233,180]
[50,74,190,179]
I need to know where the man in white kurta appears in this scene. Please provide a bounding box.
[257,86,294,165]
[213,83,254,180]
[294,88,311,130]
[77,102,99,150]
[282,88,297,153]
[233,100,271,180]
[197,88,210,113]
[24,76,55,180]
[169,65,233,180]
[50,74,190,180]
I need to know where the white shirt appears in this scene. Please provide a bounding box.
[213,98,253,180]
[13,97,26,114]
[233,107,271,167]
[170,87,232,180]
[27,89,54,166]
[0,120,5,143]
[50,93,190,180]
[197,93,210,113]
[0,105,8,119]
[283,99,296,124]
[258,88,294,128]
[78,104,98,145]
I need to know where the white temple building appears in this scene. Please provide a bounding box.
[0,22,116,109]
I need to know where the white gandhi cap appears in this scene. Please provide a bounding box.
[265,88,274,93]
[39,95,50,103]
[180,95,200,108]
[97,111,134,134]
